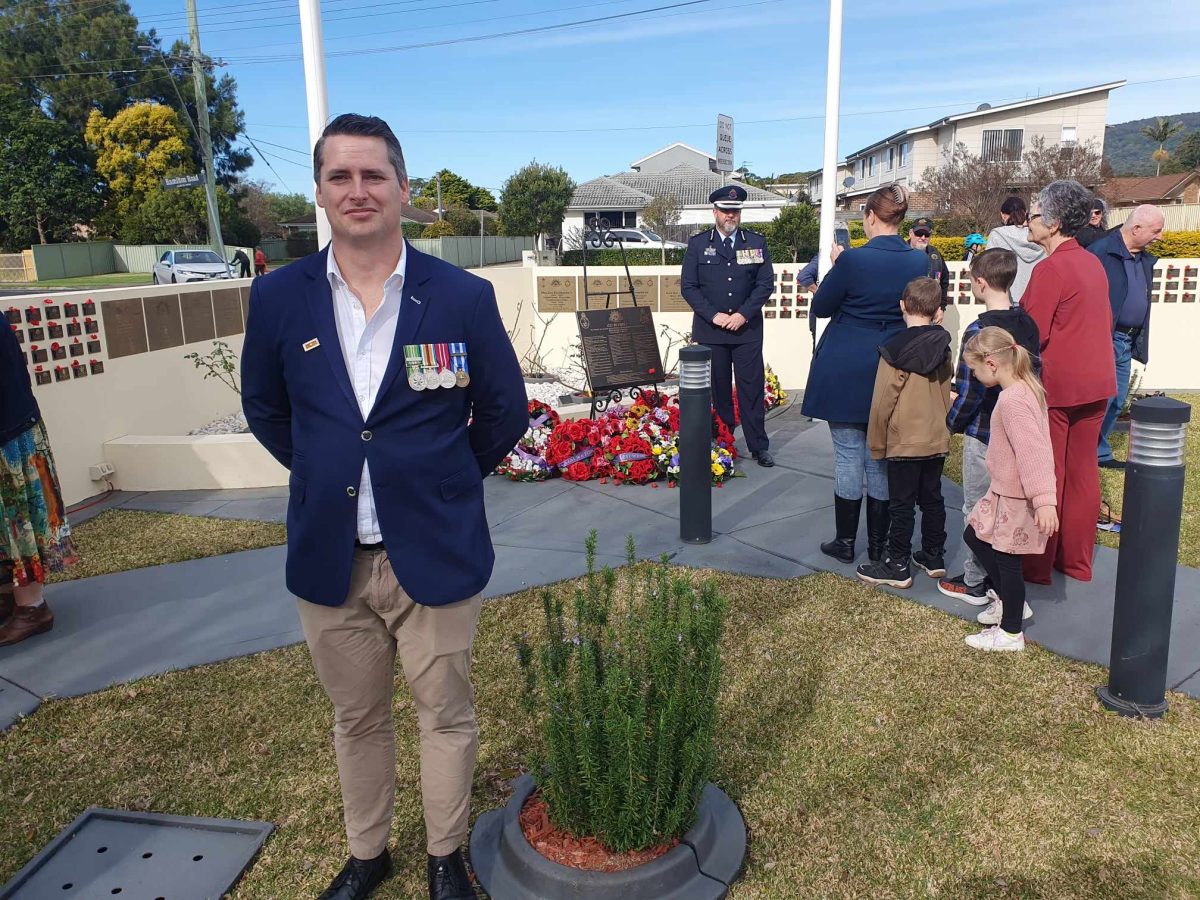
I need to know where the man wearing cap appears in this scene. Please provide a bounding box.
[907,217,950,307]
[681,184,776,466]
[1075,198,1108,248]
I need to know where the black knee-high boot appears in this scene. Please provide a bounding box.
[820,495,862,563]
[866,496,890,562]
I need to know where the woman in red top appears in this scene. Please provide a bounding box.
[253,247,268,276]
[1020,180,1116,583]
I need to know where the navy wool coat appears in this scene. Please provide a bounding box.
[681,228,774,346]
[801,235,930,424]
[242,244,528,608]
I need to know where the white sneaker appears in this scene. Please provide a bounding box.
[965,625,1025,652]
[976,598,1033,625]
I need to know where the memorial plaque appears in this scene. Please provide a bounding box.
[240,285,251,325]
[581,275,620,310]
[536,276,578,313]
[213,288,245,337]
[627,275,659,311]
[659,275,691,313]
[143,295,185,352]
[576,305,664,393]
[181,291,216,344]
[100,297,148,359]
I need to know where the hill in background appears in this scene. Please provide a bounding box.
[1104,112,1200,175]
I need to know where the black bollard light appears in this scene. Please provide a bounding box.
[679,345,713,544]
[1097,396,1192,718]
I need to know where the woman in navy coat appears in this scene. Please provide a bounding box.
[802,184,930,565]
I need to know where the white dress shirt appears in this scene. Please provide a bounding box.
[327,244,407,543]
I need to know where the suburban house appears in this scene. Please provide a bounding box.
[564,143,790,242]
[808,81,1126,216]
[1099,170,1200,208]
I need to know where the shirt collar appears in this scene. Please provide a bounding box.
[326,241,407,292]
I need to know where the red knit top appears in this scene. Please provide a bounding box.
[986,382,1058,511]
[1020,239,1116,408]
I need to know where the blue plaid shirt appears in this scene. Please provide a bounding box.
[946,321,995,442]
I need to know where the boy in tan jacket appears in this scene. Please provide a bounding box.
[857,277,953,589]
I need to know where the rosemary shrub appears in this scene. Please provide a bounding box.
[515,532,727,853]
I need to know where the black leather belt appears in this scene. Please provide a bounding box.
[355,540,386,552]
[1115,325,1142,337]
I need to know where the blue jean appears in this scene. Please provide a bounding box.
[1098,331,1134,463]
[829,423,888,501]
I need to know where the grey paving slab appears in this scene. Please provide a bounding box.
[0,546,300,702]
[1175,668,1200,696]
[483,476,574,527]
[669,534,812,581]
[0,675,40,725]
[117,498,232,517]
[128,487,288,503]
[66,491,147,526]
[486,543,626,599]
[206,499,288,523]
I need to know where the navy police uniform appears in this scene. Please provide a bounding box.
[911,217,950,307]
[680,185,775,457]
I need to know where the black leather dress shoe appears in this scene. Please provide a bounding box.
[753,450,775,467]
[318,849,392,900]
[428,849,475,900]
[1099,458,1126,470]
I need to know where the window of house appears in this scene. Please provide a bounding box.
[981,129,1024,162]
[1061,125,1078,146]
[858,159,865,178]
[899,142,909,167]
[886,147,895,171]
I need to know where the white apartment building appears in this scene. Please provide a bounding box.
[808,81,1125,214]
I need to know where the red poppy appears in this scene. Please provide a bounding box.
[566,461,591,481]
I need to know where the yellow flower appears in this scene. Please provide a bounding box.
[712,463,724,476]
[652,446,663,455]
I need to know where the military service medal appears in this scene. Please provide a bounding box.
[404,344,426,391]
[451,341,470,387]
[435,343,457,389]
[420,343,441,388]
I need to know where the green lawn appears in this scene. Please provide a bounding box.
[0,272,154,290]
[945,393,1199,568]
[3,565,1200,898]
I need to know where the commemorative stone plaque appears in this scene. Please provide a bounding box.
[100,298,149,359]
[536,276,578,313]
[576,305,664,393]
[180,292,216,344]
[582,275,619,310]
[659,275,691,313]
[627,274,659,311]
[144,295,185,352]
[212,288,245,337]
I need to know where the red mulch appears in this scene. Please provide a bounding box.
[518,790,678,872]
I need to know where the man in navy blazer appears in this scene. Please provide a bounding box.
[242,114,526,900]
[1087,204,1163,469]
[680,184,776,466]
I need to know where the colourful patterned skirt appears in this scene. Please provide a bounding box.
[1,420,77,585]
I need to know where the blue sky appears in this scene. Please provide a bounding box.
[127,0,1200,199]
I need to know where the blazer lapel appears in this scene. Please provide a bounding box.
[375,242,433,404]
[302,247,360,416]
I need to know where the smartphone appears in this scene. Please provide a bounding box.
[834,226,850,250]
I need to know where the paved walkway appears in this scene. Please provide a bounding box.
[3,403,1198,729]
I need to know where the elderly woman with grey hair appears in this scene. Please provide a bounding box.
[1019,179,1116,585]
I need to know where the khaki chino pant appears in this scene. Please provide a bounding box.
[297,549,482,859]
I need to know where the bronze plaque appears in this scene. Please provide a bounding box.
[143,295,184,352]
[181,291,216,344]
[536,276,577,313]
[100,297,148,359]
[576,305,664,392]
[582,275,619,310]
[239,285,251,324]
[212,288,245,337]
[659,275,691,313]
[627,275,659,310]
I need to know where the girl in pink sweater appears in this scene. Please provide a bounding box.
[961,326,1059,652]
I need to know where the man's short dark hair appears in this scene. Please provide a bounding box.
[969,248,1018,293]
[901,277,943,318]
[313,114,407,185]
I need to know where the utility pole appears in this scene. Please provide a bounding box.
[436,173,444,220]
[186,0,226,261]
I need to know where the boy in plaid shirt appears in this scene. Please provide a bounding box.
[939,249,1041,604]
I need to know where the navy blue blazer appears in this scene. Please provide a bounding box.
[801,235,929,424]
[1087,229,1156,365]
[241,244,528,608]
[1,318,40,445]
[681,228,774,346]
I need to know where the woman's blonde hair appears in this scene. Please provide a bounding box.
[963,326,1046,410]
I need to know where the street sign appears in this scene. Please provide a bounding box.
[162,173,203,190]
[716,114,734,173]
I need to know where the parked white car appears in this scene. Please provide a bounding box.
[152,249,234,284]
[584,228,686,251]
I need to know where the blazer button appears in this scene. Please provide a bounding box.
[361,429,373,441]
[346,486,357,497]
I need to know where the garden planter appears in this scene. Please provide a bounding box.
[469,775,746,900]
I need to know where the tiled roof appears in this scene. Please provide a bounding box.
[568,166,787,209]
[1099,171,1199,204]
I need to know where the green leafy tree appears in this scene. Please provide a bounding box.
[238,180,313,238]
[0,94,101,247]
[445,206,500,236]
[412,169,497,211]
[641,194,681,263]
[768,202,819,263]
[1176,131,1200,171]
[121,185,258,246]
[421,220,455,238]
[498,161,575,248]
[1142,117,1185,176]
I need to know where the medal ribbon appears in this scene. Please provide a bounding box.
[435,342,451,373]
[421,343,436,371]
[451,341,469,376]
[403,344,422,377]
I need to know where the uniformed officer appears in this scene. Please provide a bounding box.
[907,217,949,307]
[681,184,776,467]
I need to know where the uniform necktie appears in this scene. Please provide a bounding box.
[724,236,732,252]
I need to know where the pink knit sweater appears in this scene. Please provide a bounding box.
[987,382,1057,510]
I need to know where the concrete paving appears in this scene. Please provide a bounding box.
[3,403,1198,730]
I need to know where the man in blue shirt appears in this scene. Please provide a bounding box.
[1087,205,1164,469]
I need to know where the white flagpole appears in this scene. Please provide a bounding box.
[298,0,331,248]
[815,0,843,343]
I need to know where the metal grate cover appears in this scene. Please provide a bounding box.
[0,808,274,899]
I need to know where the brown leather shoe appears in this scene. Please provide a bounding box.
[0,602,53,646]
